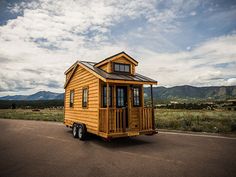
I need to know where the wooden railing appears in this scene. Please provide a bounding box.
[140,108,153,131]
[99,108,107,133]
[99,107,154,134]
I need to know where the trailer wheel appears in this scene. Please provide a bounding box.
[72,124,78,138]
[78,124,86,140]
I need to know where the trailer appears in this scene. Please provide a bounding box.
[64,52,158,140]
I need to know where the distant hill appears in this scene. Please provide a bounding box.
[0,91,64,100]
[145,85,236,101]
[0,85,236,101]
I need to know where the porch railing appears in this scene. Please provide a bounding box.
[99,107,154,134]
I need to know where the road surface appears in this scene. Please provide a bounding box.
[0,119,235,177]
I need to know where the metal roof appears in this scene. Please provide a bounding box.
[79,61,157,83]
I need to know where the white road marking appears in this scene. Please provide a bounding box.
[158,131,236,140]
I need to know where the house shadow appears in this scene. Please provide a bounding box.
[86,132,154,149]
[66,129,153,148]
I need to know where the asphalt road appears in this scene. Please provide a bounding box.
[0,119,236,177]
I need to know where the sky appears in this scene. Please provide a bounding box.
[0,0,236,96]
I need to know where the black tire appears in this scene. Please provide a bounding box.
[78,124,86,140]
[72,124,78,138]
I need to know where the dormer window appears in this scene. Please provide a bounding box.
[113,63,130,73]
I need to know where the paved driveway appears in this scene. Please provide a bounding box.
[0,119,235,177]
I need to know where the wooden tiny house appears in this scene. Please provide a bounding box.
[64,52,158,140]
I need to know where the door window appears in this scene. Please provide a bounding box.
[117,87,125,107]
[102,86,112,107]
[133,87,140,106]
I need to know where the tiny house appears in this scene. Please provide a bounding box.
[64,52,158,140]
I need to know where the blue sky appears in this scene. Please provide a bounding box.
[0,0,236,96]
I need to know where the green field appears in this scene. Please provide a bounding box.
[156,109,236,133]
[0,109,64,122]
[0,109,236,134]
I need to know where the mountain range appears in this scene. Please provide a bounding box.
[0,91,64,100]
[0,85,236,101]
[144,85,236,101]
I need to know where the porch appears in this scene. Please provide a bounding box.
[99,107,154,134]
[98,81,155,136]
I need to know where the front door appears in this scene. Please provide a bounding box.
[116,86,128,128]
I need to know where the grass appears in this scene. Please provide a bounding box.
[155,109,236,134]
[0,109,64,122]
[1,108,236,134]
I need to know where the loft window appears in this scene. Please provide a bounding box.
[70,90,74,108]
[113,63,130,73]
[102,86,112,107]
[133,87,140,106]
[82,87,88,108]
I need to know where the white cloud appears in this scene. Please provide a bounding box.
[1,0,181,94]
[0,0,236,96]
[135,34,236,87]
[226,78,236,86]
[190,11,197,16]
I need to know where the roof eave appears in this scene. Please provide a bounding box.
[64,61,78,75]
[106,79,158,85]
[64,64,78,88]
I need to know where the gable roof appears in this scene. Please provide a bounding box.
[64,61,106,88]
[64,52,157,88]
[94,51,138,67]
[64,62,79,88]
[64,61,78,75]
[64,61,157,88]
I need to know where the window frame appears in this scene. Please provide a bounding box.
[113,62,131,74]
[82,87,88,108]
[102,86,112,107]
[117,87,126,107]
[133,87,141,107]
[69,90,74,108]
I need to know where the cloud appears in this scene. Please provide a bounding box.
[0,0,236,96]
[0,56,11,63]
[135,34,236,87]
[22,68,42,75]
[190,11,197,16]
[226,78,236,86]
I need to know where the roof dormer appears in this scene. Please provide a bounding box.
[95,52,138,75]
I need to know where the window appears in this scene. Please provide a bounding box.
[117,87,125,107]
[124,65,129,72]
[69,90,74,107]
[103,86,112,107]
[82,88,88,108]
[113,63,130,73]
[133,87,140,106]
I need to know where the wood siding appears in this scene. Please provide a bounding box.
[99,64,108,72]
[64,66,99,134]
[65,69,73,82]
